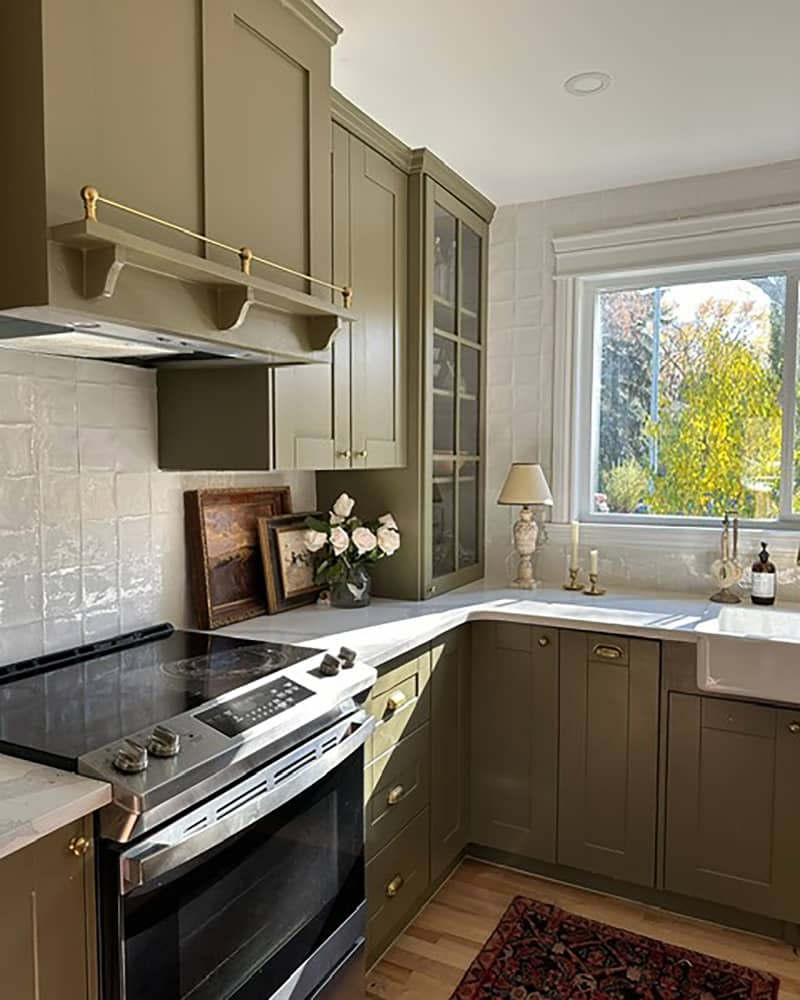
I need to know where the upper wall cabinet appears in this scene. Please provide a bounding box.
[273,114,408,472]
[202,0,337,292]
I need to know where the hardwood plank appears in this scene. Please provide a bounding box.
[366,859,800,999]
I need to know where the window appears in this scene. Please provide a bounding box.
[579,268,800,524]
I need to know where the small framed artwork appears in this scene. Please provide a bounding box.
[257,513,323,614]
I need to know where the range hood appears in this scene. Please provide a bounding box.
[0,188,354,367]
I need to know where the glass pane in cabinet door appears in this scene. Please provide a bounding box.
[459,347,480,457]
[458,461,479,569]
[460,224,481,342]
[433,206,456,333]
[433,384,455,454]
[432,459,456,578]
[433,335,456,392]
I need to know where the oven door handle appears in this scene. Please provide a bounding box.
[119,709,374,895]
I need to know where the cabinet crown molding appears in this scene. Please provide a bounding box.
[280,0,342,45]
[331,90,412,174]
[408,149,495,224]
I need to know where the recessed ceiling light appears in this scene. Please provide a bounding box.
[564,72,612,97]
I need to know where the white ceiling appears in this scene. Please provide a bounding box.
[322,0,800,205]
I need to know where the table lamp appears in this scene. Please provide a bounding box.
[497,463,553,588]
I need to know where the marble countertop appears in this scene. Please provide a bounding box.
[219,580,728,667]
[0,755,111,861]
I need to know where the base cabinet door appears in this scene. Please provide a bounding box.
[430,628,470,882]
[665,694,800,922]
[558,632,659,887]
[0,817,96,1000]
[470,623,558,862]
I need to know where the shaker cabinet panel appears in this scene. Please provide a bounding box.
[665,693,800,922]
[202,0,332,291]
[558,631,659,887]
[0,818,96,1000]
[430,628,470,881]
[470,623,559,862]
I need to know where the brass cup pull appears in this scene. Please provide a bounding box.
[385,874,404,898]
[387,785,405,806]
[68,835,91,858]
[788,722,800,734]
[386,690,407,713]
[593,644,623,660]
[537,636,550,647]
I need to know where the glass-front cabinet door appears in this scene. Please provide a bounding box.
[428,182,487,593]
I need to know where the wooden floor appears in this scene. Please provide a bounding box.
[366,859,800,999]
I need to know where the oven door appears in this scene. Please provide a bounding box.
[103,710,372,1000]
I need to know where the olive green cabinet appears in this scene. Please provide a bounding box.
[558,632,660,888]
[665,693,800,923]
[430,628,471,882]
[274,122,408,471]
[0,818,97,1000]
[470,622,559,863]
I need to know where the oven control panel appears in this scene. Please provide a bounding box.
[195,677,314,737]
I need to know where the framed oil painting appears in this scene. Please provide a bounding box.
[185,487,292,629]
[257,513,323,614]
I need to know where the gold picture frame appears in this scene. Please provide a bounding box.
[257,512,323,614]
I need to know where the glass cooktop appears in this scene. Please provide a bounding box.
[0,626,316,768]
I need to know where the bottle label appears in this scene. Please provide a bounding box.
[752,573,775,599]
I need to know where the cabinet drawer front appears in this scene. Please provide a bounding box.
[702,698,775,739]
[366,650,431,761]
[366,725,430,858]
[366,808,430,962]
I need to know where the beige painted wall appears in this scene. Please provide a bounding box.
[0,348,315,665]
[486,157,800,593]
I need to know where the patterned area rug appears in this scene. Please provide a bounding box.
[451,897,779,999]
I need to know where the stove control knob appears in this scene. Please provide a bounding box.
[319,653,342,676]
[147,725,181,758]
[112,740,148,774]
[339,646,357,669]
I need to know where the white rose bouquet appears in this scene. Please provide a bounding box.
[304,493,401,587]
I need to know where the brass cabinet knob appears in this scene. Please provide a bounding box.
[355,449,368,459]
[68,835,91,858]
[789,722,800,735]
[385,874,404,898]
[336,449,352,459]
[387,785,405,806]
[593,644,623,660]
[537,636,550,647]
[386,690,407,713]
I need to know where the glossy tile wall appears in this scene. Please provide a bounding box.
[485,157,800,592]
[0,349,315,665]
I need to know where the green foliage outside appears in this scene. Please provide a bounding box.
[598,282,787,520]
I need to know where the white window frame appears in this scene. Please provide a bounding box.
[551,203,800,534]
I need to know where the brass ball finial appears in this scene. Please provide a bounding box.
[342,286,353,309]
[81,185,99,221]
[239,246,254,276]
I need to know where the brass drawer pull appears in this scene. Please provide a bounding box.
[387,785,405,806]
[788,722,800,735]
[537,636,550,648]
[68,835,91,858]
[385,874,404,898]
[593,643,623,660]
[386,690,407,712]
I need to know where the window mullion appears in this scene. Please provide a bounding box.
[779,274,800,519]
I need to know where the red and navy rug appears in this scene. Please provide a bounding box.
[451,896,779,999]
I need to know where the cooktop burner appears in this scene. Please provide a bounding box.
[0,625,317,769]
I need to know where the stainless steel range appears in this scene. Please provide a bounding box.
[0,624,376,1000]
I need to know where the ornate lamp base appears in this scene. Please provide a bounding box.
[510,506,539,589]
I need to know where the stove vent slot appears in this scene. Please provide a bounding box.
[274,748,318,785]
[216,780,269,820]
[184,816,209,837]
[320,734,339,754]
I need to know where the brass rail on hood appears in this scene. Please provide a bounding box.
[80,186,353,309]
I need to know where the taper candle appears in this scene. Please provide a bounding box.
[570,520,580,570]
[589,548,599,576]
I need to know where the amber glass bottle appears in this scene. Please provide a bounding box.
[751,542,776,606]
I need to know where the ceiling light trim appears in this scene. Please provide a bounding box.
[564,72,612,97]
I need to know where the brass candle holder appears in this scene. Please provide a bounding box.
[584,573,606,597]
[563,567,583,591]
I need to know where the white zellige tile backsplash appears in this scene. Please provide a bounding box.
[0,348,315,666]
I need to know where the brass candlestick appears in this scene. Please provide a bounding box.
[584,573,606,596]
[563,567,583,591]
